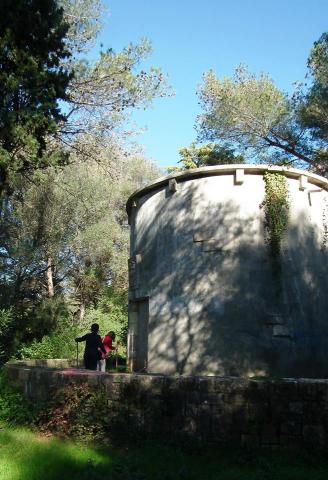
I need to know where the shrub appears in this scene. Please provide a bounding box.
[0,370,36,426]
[36,382,114,442]
[0,308,15,364]
[16,287,128,362]
[77,287,128,358]
[18,327,77,360]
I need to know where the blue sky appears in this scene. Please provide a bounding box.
[95,0,328,169]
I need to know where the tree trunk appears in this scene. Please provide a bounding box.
[74,302,86,323]
[46,256,54,298]
[78,303,86,322]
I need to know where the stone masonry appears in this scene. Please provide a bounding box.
[4,360,328,448]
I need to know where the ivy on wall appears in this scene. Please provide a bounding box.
[322,197,328,250]
[262,172,290,271]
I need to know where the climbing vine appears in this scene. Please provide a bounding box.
[322,197,328,250]
[262,172,290,261]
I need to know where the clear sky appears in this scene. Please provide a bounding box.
[95,0,328,169]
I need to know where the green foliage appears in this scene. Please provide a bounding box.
[299,33,328,147]
[0,370,36,426]
[0,0,72,192]
[262,172,290,259]
[0,152,159,358]
[197,64,315,169]
[36,382,112,442]
[29,297,70,336]
[0,0,165,361]
[2,369,328,479]
[18,327,77,360]
[82,288,128,358]
[14,296,72,360]
[0,430,328,480]
[60,0,105,55]
[167,142,244,172]
[0,309,15,363]
[17,287,127,361]
[322,199,328,250]
[65,37,171,143]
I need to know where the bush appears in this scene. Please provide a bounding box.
[0,308,15,364]
[83,287,128,358]
[16,287,128,362]
[18,325,78,360]
[36,382,114,442]
[0,370,37,426]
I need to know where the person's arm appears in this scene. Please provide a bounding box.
[98,336,106,354]
[75,334,87,342]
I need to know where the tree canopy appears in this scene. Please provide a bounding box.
[0,0,169,363]
[197,34,328,175]
[197,66,314,168]
[0,0,72,194]
[168,142,244,172]
[299,33,328,144]
[62,39,169,144]
[0,0,170,194]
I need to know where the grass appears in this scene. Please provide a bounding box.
[1,425,328,480]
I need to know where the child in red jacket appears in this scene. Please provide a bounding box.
[98,331,116,372]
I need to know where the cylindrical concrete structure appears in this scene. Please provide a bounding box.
[126,165,328,378]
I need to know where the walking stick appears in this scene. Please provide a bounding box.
[76,341,79,368]
[115,342,119,369]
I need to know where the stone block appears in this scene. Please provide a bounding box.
[299,174,308,191]
[302,402,326,424]
[247,402,271,422]
[280,435,302,448]
[229,393,246,407]
[298,379,328,401]
[87,375,100,387]
[273,325,291,337]
[18,368,30,382]
[289,401,303,414]
[6,363,328,449]
[193,232,204,242]
[265,313,285,325]
[105,384,123,400]
[260,423,279,445]
[181,417,197,434]
[241,433,260,446]
[303,424,326,448]
[280,420,302,436]
[168,178,178,192]
[235,168,244,185]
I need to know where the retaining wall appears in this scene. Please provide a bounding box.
[4,360,328,447]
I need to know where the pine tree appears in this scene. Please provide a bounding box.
[0,0,72,193]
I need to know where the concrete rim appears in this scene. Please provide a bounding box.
[126,164,328,215]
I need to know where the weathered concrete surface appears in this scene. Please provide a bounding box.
[127,165,328,377]
[5,360,328,447]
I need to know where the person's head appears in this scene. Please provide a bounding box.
[91,323,99,333]
[107,331,116,340]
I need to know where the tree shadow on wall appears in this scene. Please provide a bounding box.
[275,210,328,378]
[133,178,279,377]
[132,177,328,378]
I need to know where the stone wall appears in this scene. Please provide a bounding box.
[127,165,328,377]
[4,360,328,447]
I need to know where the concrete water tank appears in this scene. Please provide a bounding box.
[126,165,328,377]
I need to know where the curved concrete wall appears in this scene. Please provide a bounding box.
[126,165,328,377]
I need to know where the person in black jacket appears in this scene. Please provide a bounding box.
[75,323,106,370]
